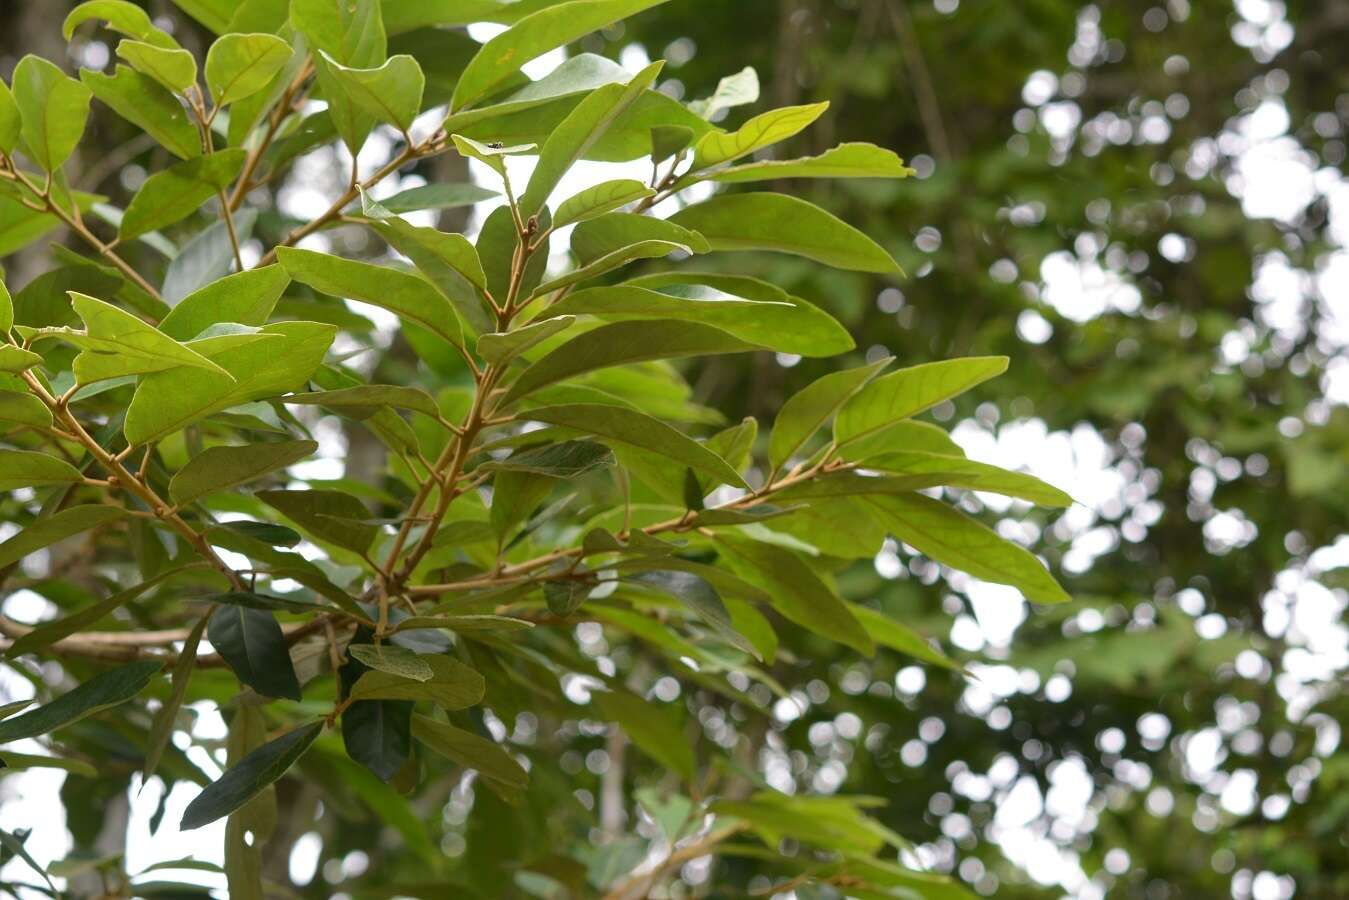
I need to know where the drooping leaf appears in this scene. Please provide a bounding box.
[168,439,318,506]
[119,150,247,241]
[410,714,528,801]
[0,506,127,568]
[768,357,891,471]
[179,721,323,829]
[689,102,829,170]
[848,603,960,671]
[715,534,874,655]
[348,654,486,708]
[523,403,749,489]
[501,320,760,405]
[0,449,83,491]
[0,660,162,743]
[12,55,94,172]
[81,65,200,160]
[450,0,669,111]
[278,247,464,348]
[347,644,434,681]
[553,179,655,228]
[861,453,1074,507]
[205,33,291,106]
[834,357,1010,449]
[629,569,758,658]
[593,688,693,779]
[669,193,901,274]
[59,291,231,383]
[207,605,303,700]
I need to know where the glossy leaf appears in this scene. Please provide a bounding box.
[553,179,655,228]
[0,660,162,743]
[319,52,424,132]
[208,605,303,700]
[206,33,290,106]
[709,141,916,183]
[180,721,323,829]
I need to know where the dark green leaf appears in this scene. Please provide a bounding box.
[834,357,1009,449]
[180,721,323,829]
[120,150,247,241]
[348,654,486,708]
[207,605,303,700]
[593,689,693,779]
[482,440,614,477]
[0,506,127,568]
[256,488,378,554]
[0,660,162,743]
[168,439,317,506]
[347,644,434,681]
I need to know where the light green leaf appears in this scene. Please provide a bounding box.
[691,102,829,170]
[553,179,655,228]
[208,605,303,700]
[180,722,323,830]
[715,534,874,655]
[119,149,247,241]
[62,291,230,383]
[450,0,669,111]
[569,211,709,265]
[0,660,162,743]
[0,346,44,374]
[523,403,749,489]
[501,320,760,405]
[206,33,291,106]
[124,320,336,446]
[769,357,890,471]
[593,688,693,779]
[318,51,424,132]
[0,81,19,154]
[0,391,52,429]
[834,357,1009,448]
[284,385,441,419]
[291,0,386,152]
[533,239,691,296]
[848,603,960,671]
[64,1,178,48]
[862,453,1073,507]
[363,217,493,336]
[476,315,574,365]
[669,193,901,274]
[687,65,758,119]
[349,655,486,708]
[373,182,498,214]
[708,141,916,183]
[116,39,197,93]
[168,439,317,506]
[0,506,126,568]
[13,55,94,172]
[450,133,536,176]
[0,449,83,491]
[0,276,12,333]
[81,65,200,160]
[519,61,663,218]
[347,645,434,681]
[158,265,290,340]
[411,714,528,799]
[277,247,464,348]
[865,492,1071,604]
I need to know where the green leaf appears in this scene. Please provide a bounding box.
[835,419,964,463]
[629,569,758,658]
[0,448,82,491]
[0,391,52,429]
[482,440,614,477]
[0,829,57,894]
[349,654,486,708]
[0,752,99,778]
[81,65,200,160]
[544,579,592,616]
[551,284,848,358]
[834,357,1009,449]
[769,357,891,470]
[707,141,916,183]
[62,291,230,383]
[861,453,1073,507]
[0,81,20,154]
[125,320,336,446]
[687,65,758,119]
[553,179,655,228]
[411,714,528,800]
[593,688,693,779]
[569,212,709,265]
[0,506,126,568]
[161,208,258,302]
[277,247,464,348]
[476,315,574,365]
[360,211,494,335]
[523,403,749,489]
[116,39,197,93]
[284,385,441,419]
[119,149,247,241]
[179,721,323,829]
[318,51,424,132]
[291,0,386,152]
[207,605,303,700]
[168,439,317,506]
[848,603,959,671]
[715,534,874,655]
[669,193,901,274]
[0,660,162,743]
[12,55,94,172]
[0,346,44,374]
[478,204,552,300]
[651,124,693,163]
[502,320,760,406]
[64,1,178,48]
[373,182,498,214]
[347,644,434,681]
[864,493,1071,604]
[206,33,291,106]
[450,0,669,111]
[143,614,207,784]
[519,61,663,218]
[449,134,536,176]
[690,102,829,170]
[158,265,290,341]
[256,488,378,554]
[490,469,556,543]
[533,239,691,296]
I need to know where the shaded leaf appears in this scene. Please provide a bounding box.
[0,506,126,568]
[593,689,693,779]
[347,644,434,681]
[168,439,317,506]
[120,150,247,241]
[0,660,162,743]
[349,654,486,708]
[207,605,303,700]
[180,721,323,829]
[411,714,528,801]
[0,448,83,491]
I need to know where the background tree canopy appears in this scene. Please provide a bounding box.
[0,1,1345,899]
